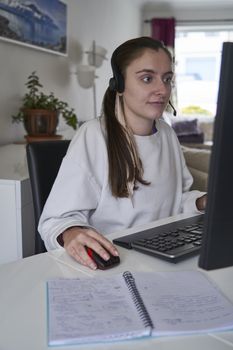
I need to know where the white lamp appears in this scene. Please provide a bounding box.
[76,40,107,118]
[76,65,95,89]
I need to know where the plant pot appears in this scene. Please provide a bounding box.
[23,109,59,136]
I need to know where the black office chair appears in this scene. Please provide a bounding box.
[26,140,70,254]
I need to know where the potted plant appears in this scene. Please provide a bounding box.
[12,71,78,137]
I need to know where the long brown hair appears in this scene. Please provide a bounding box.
[103,37,173,198]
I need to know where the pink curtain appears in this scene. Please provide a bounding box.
[151,18,176,48]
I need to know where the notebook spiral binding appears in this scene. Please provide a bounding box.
[123,271,154,329]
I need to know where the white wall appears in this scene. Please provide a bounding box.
[0,0,141,145]
[1,0,233,145]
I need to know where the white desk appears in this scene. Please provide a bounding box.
[0,214,233,350]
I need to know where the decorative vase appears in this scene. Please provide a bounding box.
[23,109,59,136]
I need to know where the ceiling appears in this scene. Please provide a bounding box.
[135,0,233,23]
[132,0,233,14]
[137,0,233,9]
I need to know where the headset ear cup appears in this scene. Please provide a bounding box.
[109,77,117,91]
[110,50,125,93]
[116,74,124,93]
[109,75,124,93]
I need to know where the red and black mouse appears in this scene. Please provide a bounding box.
[86,247,120,270]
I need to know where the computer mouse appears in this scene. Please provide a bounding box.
[86,247,120,270]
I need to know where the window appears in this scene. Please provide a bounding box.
[186,57,216,81]
[175,26,233,117]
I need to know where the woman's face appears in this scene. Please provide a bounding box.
[122,48,173,135]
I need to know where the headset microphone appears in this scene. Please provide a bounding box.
[169,101,177,117]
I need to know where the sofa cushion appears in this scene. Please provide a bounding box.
[177,132,204,144]
[187,166,208,192]
[172,118,205,144]
[181,145,211,192]
[172,118,200,136]
[182,145,210,173]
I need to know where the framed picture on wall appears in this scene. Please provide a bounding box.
[0,0,67,56]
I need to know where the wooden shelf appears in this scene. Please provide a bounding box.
[24,135,63,143]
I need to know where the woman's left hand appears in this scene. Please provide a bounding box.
[196,194,207,211]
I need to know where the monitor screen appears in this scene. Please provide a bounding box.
[198,41,233,270]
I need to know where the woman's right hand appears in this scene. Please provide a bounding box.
[62,226,119,270]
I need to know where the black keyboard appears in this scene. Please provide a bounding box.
[113,215,204,263]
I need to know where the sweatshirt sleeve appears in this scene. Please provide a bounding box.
[38,120,106,250]
[38,156,101,250]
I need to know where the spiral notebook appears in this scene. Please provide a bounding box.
[47,270,233,346]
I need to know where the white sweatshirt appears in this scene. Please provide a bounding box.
[38,117,204,250]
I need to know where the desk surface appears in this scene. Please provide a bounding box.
[0,214,233,350]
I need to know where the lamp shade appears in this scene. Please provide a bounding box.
[87,45,107,68]
[76,65,95,88]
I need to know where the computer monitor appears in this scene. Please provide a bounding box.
[198,41,233,270]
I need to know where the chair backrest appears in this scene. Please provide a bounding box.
[26,140,70,254]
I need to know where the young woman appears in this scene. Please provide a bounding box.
[38,37,206,270]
